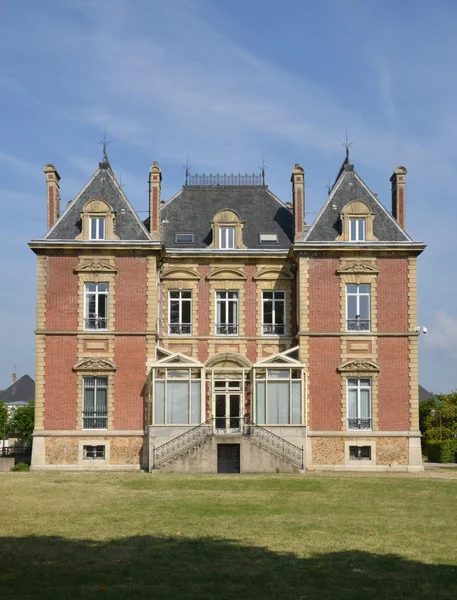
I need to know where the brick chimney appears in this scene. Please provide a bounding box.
[44,164,61,230]
[390,166,407,229]
[149,161,162,241]
[291,163,305,241]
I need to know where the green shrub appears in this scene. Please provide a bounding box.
[10,462,30,472]
[426,440,457,463]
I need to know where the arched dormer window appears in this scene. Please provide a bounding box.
[337,201,378,242]
[76,199,119,241]
[209,209,246,249]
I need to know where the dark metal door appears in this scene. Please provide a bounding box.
[217,444,240,473]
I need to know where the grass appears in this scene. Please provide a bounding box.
[0,473,456,599]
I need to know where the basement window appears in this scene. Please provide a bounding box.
[259,233,278,244]
[349,446,371,460]
[83,445,106,460]
[175,233,194,244]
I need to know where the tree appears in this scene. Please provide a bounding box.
[9,402,35,445]
[420,392,457,444]
[0,401,9,446]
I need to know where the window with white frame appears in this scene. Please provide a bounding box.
[349,218,366,242]
[83,377,108,429]
[255,368,302,425]
[89,216,106,240]
[262,291,286,335]
[220,226,235,249]
[84,283,109,330]
[346,284,370,331]
[216,291,238,335]
[153,368,201,425]
[347,378,371,430]
[169,290,192,335]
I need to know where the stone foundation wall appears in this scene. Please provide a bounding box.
[45,436,144,466]
[311,436,409,466]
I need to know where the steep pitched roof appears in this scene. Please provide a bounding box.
[46,162,151,241]
[158,185,294,249]
[0,375,35,406]
[304,162,412,243]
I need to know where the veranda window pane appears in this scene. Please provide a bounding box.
[267,381,289,424]
[268,370,289,379]
[256,381,266,425]
[167,381,189,424]
[191,382,201,424]
[348,389,358,419]
[154,381,165,424]
[168,370,188,379]
[291,381,301,424]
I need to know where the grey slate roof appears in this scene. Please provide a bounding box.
[158,185,294,249]
[304,163,411,243]
[46,162,150,241]
[0,375,35,406]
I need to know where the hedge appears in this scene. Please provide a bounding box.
[426,440,457,463]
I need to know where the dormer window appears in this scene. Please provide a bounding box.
[349,218,365,242]
[90,216,106,240]
[220,226,235,249]
[175,233,194,244]
[259,233,278,244]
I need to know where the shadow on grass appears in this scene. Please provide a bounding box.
[1,535,455,599]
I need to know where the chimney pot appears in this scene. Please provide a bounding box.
[44,164,61,230]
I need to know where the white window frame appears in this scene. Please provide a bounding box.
[153,368,202,425]
[84,283,109,331]
[346,378,372,430]
[89,216,106,240]
[262,291,286,335]
[346,284,370,332]
[175,233,194,244]
[82,376,108,430]
[349,218,366,242]
[220,226,235,249]
[168,290,192,335]
[216,290,238,335]
[254,368,303,425]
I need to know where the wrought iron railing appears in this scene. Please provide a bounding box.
[168,323,192,335]
[1,446,30,457]
[262,324,285,335]
[84,317,109,331]
[216,323,238,335]
[347,418,372,430]
[83,411,108,430]
[153,419,214,468]
[347,319,370,332]
[187,173,263,186]
[244,422,304,469]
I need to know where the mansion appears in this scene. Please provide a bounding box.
[29,152,425,472]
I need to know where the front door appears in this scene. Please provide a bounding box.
[214,380,242,432]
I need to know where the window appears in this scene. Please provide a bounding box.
[259,233,278,244]
[216,291,238,335]
[84,283,109,330]
[154,369,201,425]
[349,446,371,460]
[83,445,105,460]
[169,290,192,335]
[347,378,371,430]
[175,233,194,244]
[262,291,286,335]
[349,218,366,241]
[346,284,370,331]
[89,216,105,240]
[220,226,235,249]
[83,377,108,429]
[255,368,302,425]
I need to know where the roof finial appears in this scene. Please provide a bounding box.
[100,128,111,164]
[325,174,332,195]
[342,128,352,161]
[258,153,268,185]
[182,154,192,185]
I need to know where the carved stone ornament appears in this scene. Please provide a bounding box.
[252,267,294,280]
[337,359,380,373]
[206,268,247,280]
[74,260,118,274]
[73,358,118,372]
[336,261,379,275]
[161,267,200,280]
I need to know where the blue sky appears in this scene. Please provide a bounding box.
[0,0,456,393]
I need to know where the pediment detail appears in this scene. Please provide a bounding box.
[161,267,200,280]
[252,267,294,280]
[206,268,247,280]
[337,359,380,373]
[74,260,118,274]
[336,261,379,275]
[73,358,118,372]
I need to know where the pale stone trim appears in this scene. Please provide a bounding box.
[306,465,423,472]
[256,278,292,337]
[74,260,118,273]
[408,258,419,431]
[338,257,378,333]
[307,431,420,437]
[252,267,294,280]
[209,276,245,336]
[206,267,247,280]
[162,277,199,346]
[344,440,376,467]
[35,255,47,430]
[73,358,118,371]
[161,267,200,280]
[31,464,141,471]
[146,256,157,369]
[337,200,378,242]
[76,198,120,241]
[75,371,115,431]
[33,430,144,436]
[78,439,111,465]
[208,209,246,249]
[77,256,116,332]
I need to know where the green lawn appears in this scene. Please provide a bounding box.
[0,473,456,599]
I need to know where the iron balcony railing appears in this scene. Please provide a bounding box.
[153,419,213,468]
[347,318,371,332]
[187,173,263,186]
[84,317,109,331]
[83,410,108,430]
[244,421,304,469]
[168,323,192,335]
[1,446,30,457]
[347,418,372,430]
[216,323,238,335]
[262,324,285,335]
